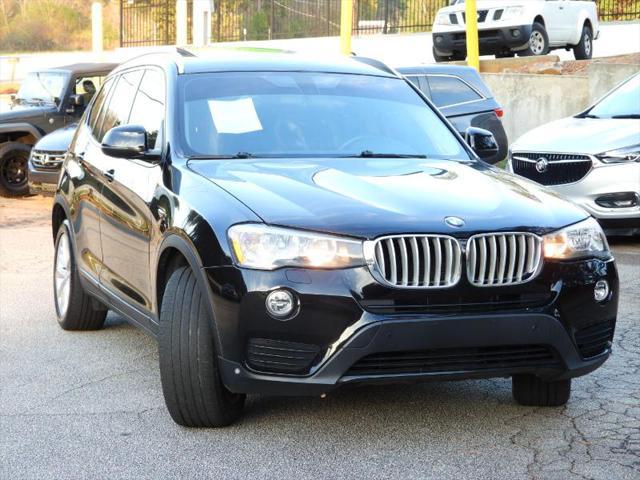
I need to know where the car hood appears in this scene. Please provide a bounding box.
[512,117,640,155]
[0,102,54,117]
[34,123,77,152]
[189,158,587,238]
[440,1,518,14]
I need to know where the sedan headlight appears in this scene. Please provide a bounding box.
[543,218,610,260]
[228,224,364,270]
[596,144,640,164]
[502,6,524,21]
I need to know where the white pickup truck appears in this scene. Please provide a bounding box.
[432,0,600,62]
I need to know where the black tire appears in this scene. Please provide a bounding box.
[53,220,107,330]
[519,23,550,57]
[512,374,571,407]
[573,25,593,60]
[0,142,31,197]
[159,265,245,427]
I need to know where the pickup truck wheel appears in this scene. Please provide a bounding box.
[54,220,107,330]
[512,374,571,406]
[573,25,593,60]
[159,265,246,427]
[0,142,31,197]
[519,23,550,57]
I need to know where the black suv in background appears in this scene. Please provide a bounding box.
[0,63,117,196]
[397,65,508,165]
[52,52,617,427]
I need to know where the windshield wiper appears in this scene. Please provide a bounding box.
[345,150,427,159]
[188,152,254,160]
[578,113,599,119]
[611,114,640,119]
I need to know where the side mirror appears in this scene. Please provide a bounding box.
[465,127,499,160]
[101,124,154,159]
[66,94,84,114]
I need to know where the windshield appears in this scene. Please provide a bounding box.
[16,71,68,105]
[178,72,469,159]
[586,74,640,119]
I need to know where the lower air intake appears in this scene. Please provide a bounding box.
[246,338,320,374]
[575,321,615,359]
[345,345,560,377]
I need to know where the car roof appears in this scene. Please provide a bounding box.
[41,63,119,76]
[396,64,493,99]
[112,50,399,79]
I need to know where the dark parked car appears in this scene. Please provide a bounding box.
[52,52,618,427]
[397,65,508,164]
[27,123,76,195]
[0,62,117,196]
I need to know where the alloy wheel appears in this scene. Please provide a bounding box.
[529,31,546,55]
[55,231,72,317]
[1,155,27,187]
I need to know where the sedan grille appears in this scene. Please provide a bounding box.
[31,150,65,170]
[512,152,592,186]
[467,233,542,287]
[372,235,462,288]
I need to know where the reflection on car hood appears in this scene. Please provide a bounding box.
[513,117,640,155]
[33,123,77,152]
[189,158,587,238]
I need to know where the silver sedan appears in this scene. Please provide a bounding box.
[508,73,640,236]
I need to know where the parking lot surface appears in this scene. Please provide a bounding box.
[1,195,639,480]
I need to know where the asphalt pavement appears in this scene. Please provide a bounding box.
[1,195,639,480]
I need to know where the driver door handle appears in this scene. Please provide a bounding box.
[104,169,115,182]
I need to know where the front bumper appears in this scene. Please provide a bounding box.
[206,257,619,396]
[546,162,640,235]
[27,159,60,195]
[433,25,532,56]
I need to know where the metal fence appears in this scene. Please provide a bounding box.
[597,0,640,21]
[120,0,640,48]
[120,0,176,47]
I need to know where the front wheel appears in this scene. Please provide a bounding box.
[573,25,593,60]
[0,142,31,197]
[512,374,571,407]
[519,23,550,57]
[159,265,246,427]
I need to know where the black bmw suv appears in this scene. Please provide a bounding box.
[52,52,618,427]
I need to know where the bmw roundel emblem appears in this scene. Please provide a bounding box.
[535,157,549,173]
[444,216,465,228]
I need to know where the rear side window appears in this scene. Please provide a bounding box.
[129,69,165,151]
[95,70,143,142]
[427,75,482,108]
[87,77,113,131]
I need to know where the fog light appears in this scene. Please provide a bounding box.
[595,192,639,209]
[266,289,297,319]
[594,280,610,302]
[511,29,521,38]
[435,35,443,44]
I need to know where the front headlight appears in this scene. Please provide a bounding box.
[596,144,640,164]
[543,218,610,260]
[435,13,452,25]
[228,224,364,270]
[502,6,524,21]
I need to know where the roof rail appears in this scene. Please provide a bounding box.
[352,56,399,77]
